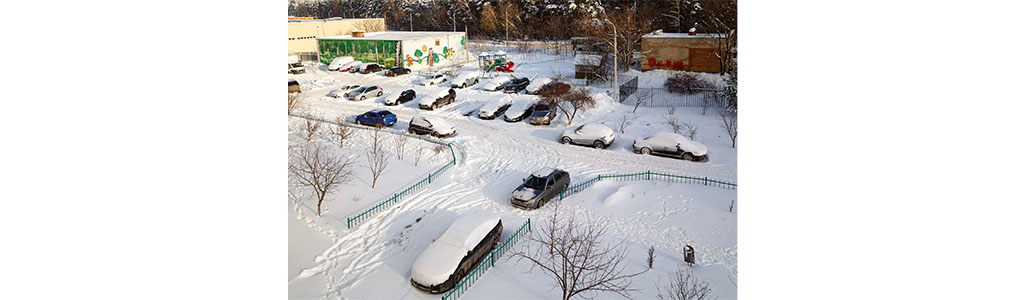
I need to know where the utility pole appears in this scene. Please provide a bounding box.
[603,19,619,103]
[409,14,413,31]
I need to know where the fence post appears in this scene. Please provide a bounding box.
[647,170,651,180]
[528,218,531,232]
[347,217,351,229]
[429,173,432,184]
[704,177,708,185]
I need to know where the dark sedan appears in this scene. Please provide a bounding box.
[501,78,530,94]
[386,66,411,77]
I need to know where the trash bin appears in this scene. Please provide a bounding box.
[684,245,695,266]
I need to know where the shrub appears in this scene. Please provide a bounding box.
[665,72,717,94]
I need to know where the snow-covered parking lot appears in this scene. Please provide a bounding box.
[289,47,738,299]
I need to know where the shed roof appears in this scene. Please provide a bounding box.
[319,31,463,41]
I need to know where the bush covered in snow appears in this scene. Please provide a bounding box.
[665,72,717,94]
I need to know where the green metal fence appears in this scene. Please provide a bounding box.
[559,170,737,201]
[287,114,459,229]
[442,218,532,300]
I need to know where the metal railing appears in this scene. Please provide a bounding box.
[559,170,737,201]
[442,218,532,300]
[287,114,458,229]
[621,87,728,108]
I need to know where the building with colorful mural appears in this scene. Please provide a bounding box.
[640,31,727,73]
[317,31,466,70]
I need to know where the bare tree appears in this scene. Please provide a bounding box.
[513,202,645,300]
[541,86,596,126]
[395,134,408,160]
[703,0,738,75]
[720,110,737,148]
[288,92,304,115]
[353,19,385,32]
[682,122,699,140]
[633,89,652,113]
[303,112,322,142]
[288,144,355,216]
[365,127,390,189]
[665,116,683,134]
[657,268,712,300]
[329,116,355,148]
[413,146,425,166]
[647,245,656,269]
[618,114,631,133]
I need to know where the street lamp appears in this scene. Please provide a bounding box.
[601,19,619,103]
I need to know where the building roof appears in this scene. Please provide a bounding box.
[318,31,464,41]
[642,32,726,39]
[575,54,602,66]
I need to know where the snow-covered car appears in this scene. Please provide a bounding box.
[527,103,557,125]
[384,89,416,106]
[360,63,385,74]
[633,132,708,162]
[451,71,481,88]
[347,62,365,73]
[560,123,615,149]
[288,79,301,93]
[336,61,359,72]
[524,77,552,94]
[478,95,513,120]
[410,214,503,293]
[346,85,383,101]
[288,54,304,74]
[503,98,537,122]
[418,88,456,110]
[421,74,448,86]
[327,56,354,71]
[480,76,511,92]
[501,77,530,94]
[327,85,361,98]
[510,168,571,210]
[408,115,456,138]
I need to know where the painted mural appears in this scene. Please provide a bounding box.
[400,35,466,69]
[318,39,399,68]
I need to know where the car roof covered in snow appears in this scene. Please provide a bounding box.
[411,213,501,286]
[414,114,452,128]
[481,95,513,111]
[577,123,613,135]
[532,167,557,178]
[648,132,708,155]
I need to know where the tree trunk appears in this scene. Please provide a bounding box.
[317,191,325,216]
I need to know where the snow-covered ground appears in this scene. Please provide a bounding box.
[288,45,737,299]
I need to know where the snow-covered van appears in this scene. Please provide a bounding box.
[327,56,354,71]
[411,213,503,294]
[288,54,305,74]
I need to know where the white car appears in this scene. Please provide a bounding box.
[480,76,511,91]
[478,95,513,120]
[633,132,708,162]
[421,74,448,86]
[327,85,361,98]
[525,77,552,94]
[346,85,383,101]
[408,114,457,137]
[503,97,537,122]
[410,214,502,293]
[418,88,456,110]
[327,56,354,71]
[451,71,482,88]
[560,123,615,149]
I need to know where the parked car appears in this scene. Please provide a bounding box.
[384,89,416,106]
[360,63,385,74]
[451,71,482,88]
[288,79,301,93]
[524,77,552,94]
[418,89,456,110]
[288,54,304,74]
[421,74,448,86]
[411,214,503,294]
[501,78,530,94]
[336,61,359,72]
[347,62,365,73]
[327,85,360,98]
[327,56,354,71]
[527,103,557,125]
[346,85,383,101]
[408,115,456,138]
[478,96,512,120]
[510,168,571,210]
[560,123,615,149]
[633,132,708,162]
[355,109,397,127]
[386,66,411,77]
[480,76,511,91]
[503,98,536,122]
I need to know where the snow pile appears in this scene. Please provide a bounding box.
[411,213,501,286]
[574,54,602,66]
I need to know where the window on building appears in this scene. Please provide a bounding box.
[435,40,440,46]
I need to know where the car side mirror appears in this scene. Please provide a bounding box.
[522,178,526,183]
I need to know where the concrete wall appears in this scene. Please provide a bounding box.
[398,33,466,71]
[641,35,725,73]
[288,18,385,54]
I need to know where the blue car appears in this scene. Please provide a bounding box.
[355,109,397,127]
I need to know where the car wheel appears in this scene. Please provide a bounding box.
[377,91,382,96]
[408,128,415,134]
[356,120,362,126]
[455,269,465,281]
[430,82,435,85]
[593,140,605,149]
[537,198,547,209]
[432,104,438,110]
[360,96,366,101]
[561,137,571,144]
[682,152,695,161]
[641,147,652,155]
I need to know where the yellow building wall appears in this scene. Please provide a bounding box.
[288,18,385,54]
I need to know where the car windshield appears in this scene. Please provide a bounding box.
[524,175,547,189]
[535,104,550,111]
[353,87,366,93]
[380,111,393,116]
